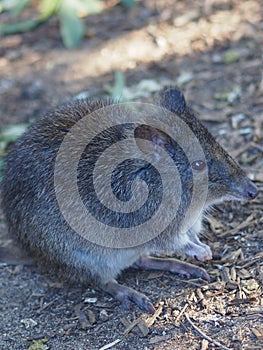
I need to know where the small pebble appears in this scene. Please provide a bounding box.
[84,297,97,303]
[99,309,109,322]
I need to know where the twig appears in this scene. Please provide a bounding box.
[123,318,143,336]
[145,304,163,327]
[200,339,209,350]
[122,316,149,337]
[174,278,204,287]
[99,339,122,350]
[185,314,233,350]
[221,213,255,237]
[175,303,188,326]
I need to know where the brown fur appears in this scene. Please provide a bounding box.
[1,88,257,311]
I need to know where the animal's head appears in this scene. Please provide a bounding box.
[134,87,258,207]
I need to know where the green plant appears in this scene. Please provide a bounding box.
[0,123,28,180]
[0,0,136,48]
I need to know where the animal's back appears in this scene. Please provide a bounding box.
[1,98,135,284]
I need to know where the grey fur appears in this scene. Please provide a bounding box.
[1,88,257,312]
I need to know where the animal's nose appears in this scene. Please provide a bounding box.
[232,176,258,201]
[247,181,258,200]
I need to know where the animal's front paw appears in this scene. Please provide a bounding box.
[185,241,212,261]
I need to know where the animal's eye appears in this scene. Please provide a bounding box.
[191,159,206,171]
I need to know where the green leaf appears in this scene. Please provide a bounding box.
[110,70,126,100]
[0,0,19,13]
[0,123,29,180]
[0,124,28,144]
[39,0,61,21]
[120,0,136,8]
[28,338,49,350]
[0,18,42,35]
[59,0,85,49]
[176,72,194,86]
[224,50,241,64]
[10,0,32,17]
[122,79,163,100]
[0,0,58,35]
[214,85,241,104]
[74,0,103,15]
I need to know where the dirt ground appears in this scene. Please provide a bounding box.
[0,0,262,349]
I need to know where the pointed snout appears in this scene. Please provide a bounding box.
[246,180,258,200]
[232,176,258,201]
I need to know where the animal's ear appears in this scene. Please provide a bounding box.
[159,87,187,115]
[134,124,170,159]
